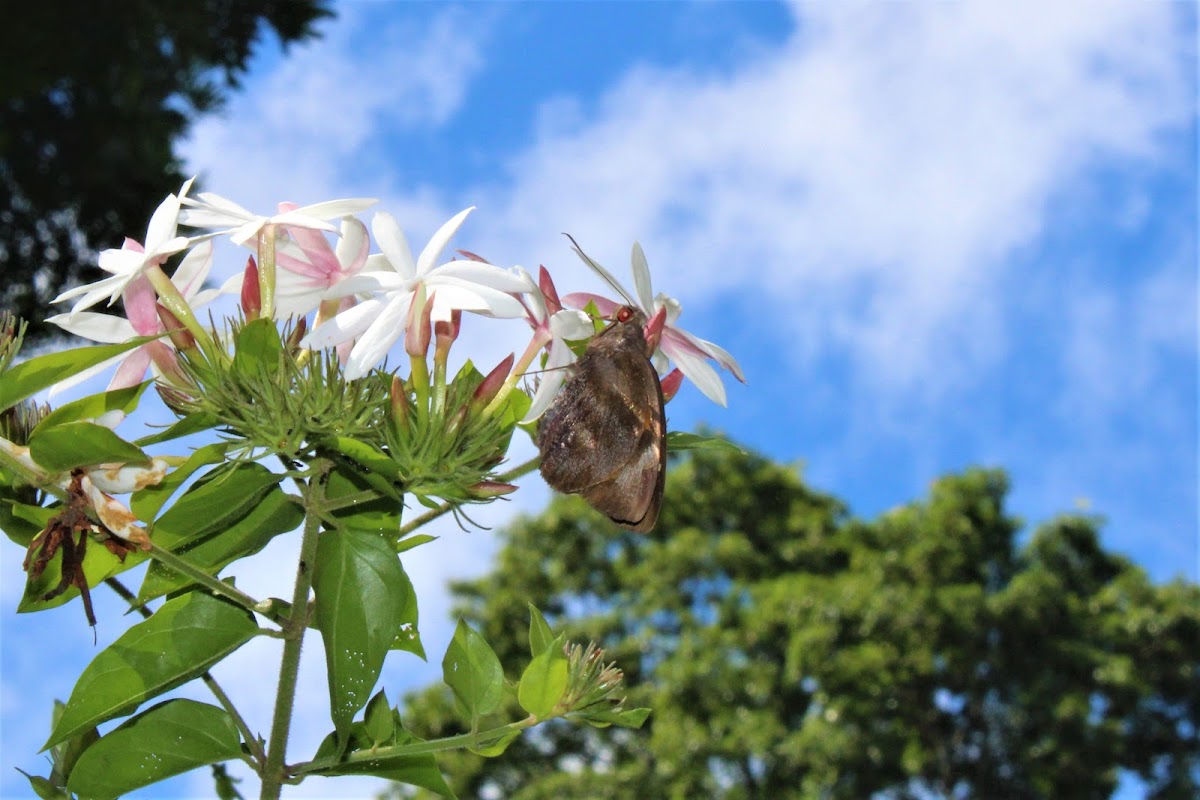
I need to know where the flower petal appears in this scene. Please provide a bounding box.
[344,294,415,380]
[372,212,417,279]
[630,242,655,312]
[416,207,474,276]
[562,292,620,317]
[670,344,727,406]
[435,261,530,293]
[302,296,390,350]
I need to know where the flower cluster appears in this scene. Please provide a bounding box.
[44,181,744,432]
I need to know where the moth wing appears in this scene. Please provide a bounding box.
[580,411,664,531]
[539,346,665,531]
[537,348,646,493]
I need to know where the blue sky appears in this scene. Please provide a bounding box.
[2,2,1196,797]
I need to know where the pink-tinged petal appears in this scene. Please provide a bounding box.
[667,327,746,383]
[145,340,185,384]
[46,311,136,343]
[669,345,727,406]
[122,275,160,336]
[416,207,474,276]
[630,242,655,313]
[660,327,713,359]
[265,210,340,236]
[344,294,415,380]
[371,212,417,278]
[302,296,390,350]
[108,347,153,391]
[562,292,620,316]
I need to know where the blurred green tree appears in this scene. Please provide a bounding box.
[0,0,332,340]
[393,444,1198,799]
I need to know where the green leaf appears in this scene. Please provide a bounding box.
[364,690,395,746]
[312,529,408,741]
[666,431,745,454]
[388,559,425,660]
[231,317,283,376]
[0,337,157,412]
[441,618,504,725]
[49,699,98,786]
[0,499,53,546]
[574,706,652,729]
[28,421,149,471]
[518,634,569,719]
[130,442,230,521]
[34,382,150,431]
[467,727,522,758]
[309,718,456,798]
[325,463,403,533]
[44,593,258,750]
[324,437,405,500]
[528,603,555,658]
[135,411,221,447]
[137,481,303,602]
[148,461,283,551]
[15,769,69,800]
[66,699,241,800]
[395,533,437,554]
[211,762,245,800]
[312,748,456,798]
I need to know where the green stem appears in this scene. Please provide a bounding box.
[145,541,264,614]
[290,716,536,777]
[104,577,266,767]
[260,462,329,800]
[394,456,541,539]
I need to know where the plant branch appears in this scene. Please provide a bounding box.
[289,716,537,777]
[395,455,541,538]
[260,460,329,800]
[145,541,264,614]
[104,577,266,767]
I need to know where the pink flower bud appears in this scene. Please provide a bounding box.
[538,266,563,315]
[156,304,195,351]
[241,256,261,320]
[405,290,433,358]
[660,368,684,403]
[469,481,517,498]
[390,375,409,431]
[473,353,514,409]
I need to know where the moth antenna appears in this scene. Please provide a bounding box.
[562,233,640,308]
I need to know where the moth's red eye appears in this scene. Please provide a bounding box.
[616,306,634,323]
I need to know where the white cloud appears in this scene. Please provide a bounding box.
[478,0,1192,400]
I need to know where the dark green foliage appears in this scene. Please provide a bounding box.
[0,1,333,339]
[395,445,1199,799]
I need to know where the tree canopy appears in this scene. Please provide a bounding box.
[0,0,332,340]
[395,444,1199,799]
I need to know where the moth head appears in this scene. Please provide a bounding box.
[611,305,664,352]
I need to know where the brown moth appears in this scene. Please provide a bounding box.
[536,306,666,531]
